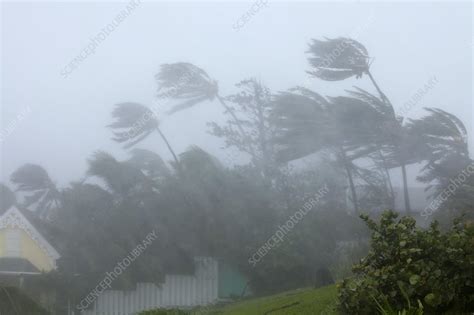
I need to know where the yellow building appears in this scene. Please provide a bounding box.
[0,206,60,275]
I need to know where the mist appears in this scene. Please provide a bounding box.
[0,1,473,314]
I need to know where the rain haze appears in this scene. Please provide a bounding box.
[2,1,472,185]
[0,1,473,314]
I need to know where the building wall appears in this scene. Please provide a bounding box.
[0,227,55,272]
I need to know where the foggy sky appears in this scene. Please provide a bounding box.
[1,1,472,188]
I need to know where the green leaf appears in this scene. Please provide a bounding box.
[424,293,437,306]
[409,275,421,285]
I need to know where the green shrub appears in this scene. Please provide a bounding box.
[338,210,474,314]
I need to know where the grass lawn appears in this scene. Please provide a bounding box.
[194,285,338,315]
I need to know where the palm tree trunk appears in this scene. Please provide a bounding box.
[155,126,180,169]
[377,149,395,208]
[366,70,392,108]
[366,70,412,213]
[401,163,412,215]
[341,148,359,213]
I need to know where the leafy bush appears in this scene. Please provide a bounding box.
[338,210,474,314]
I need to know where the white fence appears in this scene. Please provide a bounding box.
[80,257,218,315]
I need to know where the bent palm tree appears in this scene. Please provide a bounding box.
[10,164,60,219]
[307,37,415,213]
[272,87,365,212]
[108,102,180,169]
[156,63,251,150]
[408,108,471,194]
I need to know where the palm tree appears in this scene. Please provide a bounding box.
[108,102,181,169]
[10,164,60,219]
[408,108,471,194]
[307,37,415,213]
[271,87,366,212]
[155,63,251,152]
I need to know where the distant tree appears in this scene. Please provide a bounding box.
[10,164,60,219]
[207,78,277,178]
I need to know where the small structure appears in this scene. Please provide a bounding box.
[0,206,60,275]
[0,205,61,312]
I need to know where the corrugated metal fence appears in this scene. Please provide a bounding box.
[80,257,218,315]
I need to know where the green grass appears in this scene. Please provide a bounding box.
[193,285,338,315]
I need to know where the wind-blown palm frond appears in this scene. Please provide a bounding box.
[10,164,60,218]
[179,146,223,173]
[346,87,396,119]
[307,37,370,81]
[328,93,386,148]
[177,146,225,191]
[271,88,331,162]
[108,102,181,166]
[156,62,218,114]
[108,102,159,149]
[408,108,470,193]
[127,149,171,180]
[409,108,468,156]
[87,151,152,197]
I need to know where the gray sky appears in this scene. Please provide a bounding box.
[1,1,472,187]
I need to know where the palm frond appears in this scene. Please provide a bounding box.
[10,164,60,218]
[271,89,331,162]
[108,102,158,148]
[307,37,370,81]
[156,62,218,114]
[128,149,170,179]
[87,151,152,197]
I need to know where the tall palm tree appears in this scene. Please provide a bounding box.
[271,87,366,213]
[338,88,428,213]
[155,63,251,152]
[108,102,180,169]
[10,164,60,219]
[307,37,415,213]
